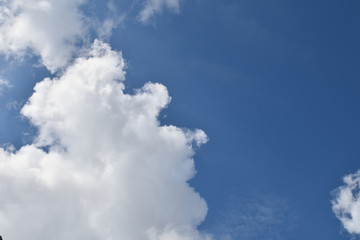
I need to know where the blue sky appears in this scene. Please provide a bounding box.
[1,0,360,239]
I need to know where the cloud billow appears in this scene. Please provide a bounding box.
[332,170,360,235]
[0,40,210,240]
[0,0,88,72]
[0,1,212,239]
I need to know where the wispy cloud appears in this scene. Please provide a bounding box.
[0,77,12,94]
[138,0,182,23]
[209,193,297,240]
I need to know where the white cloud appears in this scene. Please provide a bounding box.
[332,170,360,235]
[0,0,88,72]
[0,0,184,72]
[0,40,210,240]
[138,0,182,23]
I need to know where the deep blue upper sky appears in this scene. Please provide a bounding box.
[1,0,360,239]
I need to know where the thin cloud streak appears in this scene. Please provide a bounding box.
[0,77,12,94]
[138,0,181,23]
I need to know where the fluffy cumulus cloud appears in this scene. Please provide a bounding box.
[138,0,181,23]
[0,0,88,72]
[332,171,360,235]
[0,40,210,240]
